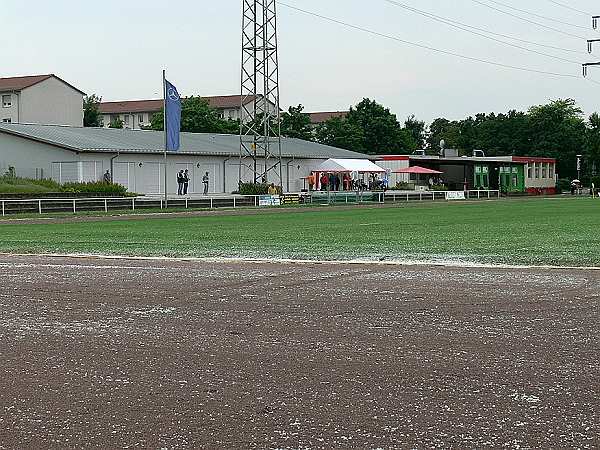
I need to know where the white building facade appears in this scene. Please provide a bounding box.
[0,124,369,194]
[0,74,84,126]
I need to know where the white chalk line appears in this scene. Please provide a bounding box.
[1,252,599,272]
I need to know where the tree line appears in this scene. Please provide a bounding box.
[84,95,599,180]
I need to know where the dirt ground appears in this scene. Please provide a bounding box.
[0,255,598,449]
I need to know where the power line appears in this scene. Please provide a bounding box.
[277,1,580,79]
[483,0,588,30]
[381,0,582,64]
[382,0,589,56]
[545,0,592,16]
[471,0,586,40]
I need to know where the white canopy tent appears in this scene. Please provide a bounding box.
[315,158,386,173]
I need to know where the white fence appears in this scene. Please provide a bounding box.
[0,190,502,216]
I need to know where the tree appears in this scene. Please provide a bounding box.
[346,98,414,154]
[109,117,123,129]
[281,104,313,140]
[586,113,600,177]
[404,115,427,149]
[527,99,586,178]
[83,94,102,127]
[316,116,365,151]
[427,118,460,152]
[150,96,240,134]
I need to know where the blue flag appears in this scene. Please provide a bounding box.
[165,79,181,151]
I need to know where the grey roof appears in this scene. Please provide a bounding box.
[0,123,370,160]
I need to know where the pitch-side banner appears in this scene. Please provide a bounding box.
[446,191,466,201]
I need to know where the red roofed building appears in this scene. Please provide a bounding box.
[99,95,277,129]
[0,74,85,127]
[307,111,349,126]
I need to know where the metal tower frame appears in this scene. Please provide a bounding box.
[239,0,283,187]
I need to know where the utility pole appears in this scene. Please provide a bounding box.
[582,16,600,76]
[239,0,283,188]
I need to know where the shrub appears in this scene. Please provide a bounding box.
[430,184,448,191]
[238,182,269,195]
[394,182,412,190]
[60,181,128,196]
[556,178,571,194]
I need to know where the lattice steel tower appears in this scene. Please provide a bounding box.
[239,0,283,186]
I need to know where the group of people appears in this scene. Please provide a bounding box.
[307,172,388,192]
[177,170,210,195]
[428,176,444,187]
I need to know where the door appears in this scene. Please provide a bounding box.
[136,162,163,195]
[113,162,135,191]
[196,163,221,194]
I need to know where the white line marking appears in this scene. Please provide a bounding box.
[1,252,599,271]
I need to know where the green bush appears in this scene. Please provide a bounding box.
[430,184,448,191]
[394,182,412,190]
[0,174,61,190]
[60,182,128,196]
[556,178,571,194]
[238,182,269,195]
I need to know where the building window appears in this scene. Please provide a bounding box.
[138,114,144,123]
[542,163,548,178]
[124,115,130,125]
[549,163,555,179]
[534,163,540,178]
[2,94,11,108]
[2,118,11,123]
[527,164,532,178]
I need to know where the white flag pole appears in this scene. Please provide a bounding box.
[163,69,168,208]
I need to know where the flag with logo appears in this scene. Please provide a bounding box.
[165,79,181,151]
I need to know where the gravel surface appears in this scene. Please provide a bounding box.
[0,255,599,449]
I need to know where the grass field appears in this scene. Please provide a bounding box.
[0,197,598,266]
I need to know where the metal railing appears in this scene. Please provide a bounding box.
[0,190,501,216]
[384,190,500,203]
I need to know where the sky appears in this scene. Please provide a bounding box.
[3,0,600,123]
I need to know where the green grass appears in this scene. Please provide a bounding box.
[0,175,61,194]
[0,182,56,194]
[1,198,599,266]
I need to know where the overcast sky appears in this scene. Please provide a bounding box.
[3,0,600,123]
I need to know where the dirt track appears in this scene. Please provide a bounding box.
[0,255,599,448]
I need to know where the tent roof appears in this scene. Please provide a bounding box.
[394,165,443,174]
[315,158,386,173]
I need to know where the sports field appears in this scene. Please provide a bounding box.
[2,199,600,448]
[0,197,598,267]
[1,254,599,448]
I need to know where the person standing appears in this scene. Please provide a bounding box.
[307,173,315,191]
[320,173,328,191]
[103,170,111,184]
[202,172,209,195]
[177,170,184,195]
[183,169,190,195]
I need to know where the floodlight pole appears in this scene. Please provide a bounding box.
[239,0,283,189]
